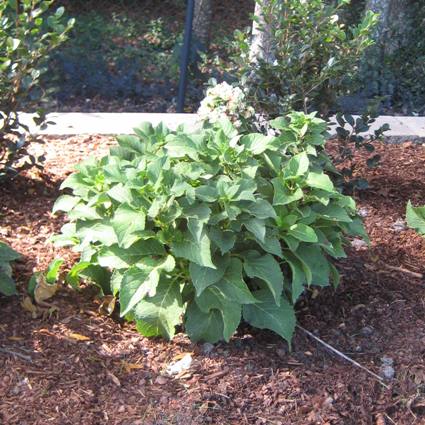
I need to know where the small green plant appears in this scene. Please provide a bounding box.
[0,241,20,296]
[53,113,367,344]
[406,201,425,236]
[332,111,389,193]
[222,0,378,118]
[28,258,63,298]
[0,0,74,180]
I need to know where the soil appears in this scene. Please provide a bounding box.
[1,138,425,425]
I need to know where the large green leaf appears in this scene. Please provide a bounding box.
[243,218,266,242]
[242,199,277,219]
[305,172,334,192]
[0,271,17,296]
[116,134,145,154]
[52,195,80,214]
[76,220,118,246]
[272,178,303,206]
[288,223,318,243]
[0,242,20,263]
[243,290,296,345]
[294,244,330,286]
[282,251,306,303]
[133,279,183,340]
[195,285,241,341]
[98,239,165,269]
[165,134,200,160]
[172,231,215,269]
[185,301,224,343]
[283,152,309,179]
[189,258,227,296]
[111,203,146,248]
[211,258,257,305]
[209,228,236,254]
[243,253,284,305]
[240,134,277,154]
[120,256,175,317]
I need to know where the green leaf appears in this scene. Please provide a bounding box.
[269,117,288,130]
[272,178,303,206]
[283,152,309,178]
[68,204,101,221]
[209,228,236,254]
[314,203,352,223]
[172,231,215,269]
[195,285,241,341]
[45,258,64,284]
[0,242,20,263]
[79,265,111,295]
[243,253,284,305]
[165,134,200,160]
[243,218,266,242]
[212,258,257,304]
[282,251,306,303]
[66,262,91,288]
[288,223,318,243]
[294,244,330,286]
[111,203,146,248]
[406,201,425,235]
[116,134,144,154]
[240,134,277,154]
[242,199,277,219]
[256,234,283,258]
[107,183,134,204]
[134,279,183,340]
[98,239,165,269]
[185,302,224,343]
[243,290,296,345]
[305,172,334,192]
[52,195,80,214]
[189,260,227,296]
[0,271,17,296]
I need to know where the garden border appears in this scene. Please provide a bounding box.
[19,112,425,142]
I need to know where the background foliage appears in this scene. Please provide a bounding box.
[222,0,378,118]
[0,242,20,297]
[0,0,74,179]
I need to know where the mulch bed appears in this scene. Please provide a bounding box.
[1,137,425,425]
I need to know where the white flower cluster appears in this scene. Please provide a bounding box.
[197,82,255,128]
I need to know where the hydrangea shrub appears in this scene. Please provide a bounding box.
[53,113,367,344]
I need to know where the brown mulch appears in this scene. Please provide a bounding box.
[1,138,425,425]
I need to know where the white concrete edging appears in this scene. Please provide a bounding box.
[18,112,425,141]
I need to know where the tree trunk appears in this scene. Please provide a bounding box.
[365,0,408,54]
[249,0,275,64]
[192,0,213,50]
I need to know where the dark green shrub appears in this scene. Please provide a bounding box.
[53,113,367,344]
[217,0,377,118]
[0,0,74,180]
[0,241,20,296]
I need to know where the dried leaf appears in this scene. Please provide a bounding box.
[107,370,121,386]
[34,273,58,304]
[98,295,116,316]
[121,361,144,374]
[68,332,91,341]
[21,296,39,318]
[8,336,24,341]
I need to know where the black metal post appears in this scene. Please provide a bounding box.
[177,0,195,113]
